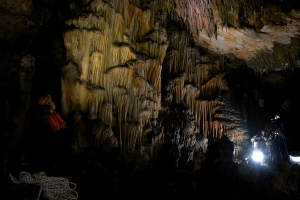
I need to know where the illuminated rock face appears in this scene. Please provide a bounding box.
[166,0,300,73]
[62,0,167,164]
[61,0,249,166]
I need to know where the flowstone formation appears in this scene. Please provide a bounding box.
[62,0,166,167]
[61,0,249,169]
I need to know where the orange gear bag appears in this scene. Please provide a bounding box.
[48,111,67,132]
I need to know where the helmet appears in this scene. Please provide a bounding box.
[38,94,52,105]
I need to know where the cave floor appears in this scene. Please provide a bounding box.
[1,149,300,200]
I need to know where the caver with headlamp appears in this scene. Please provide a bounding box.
[250,131,269,165]
[248,114,289,166]
[267,115,289,165]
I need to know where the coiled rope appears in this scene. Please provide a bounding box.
[9,171,78,200]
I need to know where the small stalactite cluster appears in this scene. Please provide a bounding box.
[164,0,216,38]
[192,100,224,138]
[168,75,185,105]
[199,75,224,99]
[166,31,190,75]
[210,0,265,28]
[120,122,140,157]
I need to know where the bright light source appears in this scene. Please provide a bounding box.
[252,150,264,162]
[290,155,300,163]
[289,152,300,164]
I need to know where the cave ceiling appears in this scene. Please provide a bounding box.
[1,0,300,73]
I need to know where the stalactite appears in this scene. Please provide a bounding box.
[200,75,224,99]
[123,123,141,156]
[165,0,216,38]
[89,52,105,87]
[168,75,185,104]
[168,32,189,74]
[126,4,152,42]
[212,120,226,138]
[188,100,224,138]
[116,94,130,152]
[148,133,164,162]
[99,101,111,126]
[133,59,162,91]
[109,46,136,68]
[185,47,202,83]
[105,66,133,102]
[185,84,200,117]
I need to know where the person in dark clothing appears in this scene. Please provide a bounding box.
[279,98,299,153]
[35,94,72,172]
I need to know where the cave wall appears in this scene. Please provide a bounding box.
[1,0,300,171]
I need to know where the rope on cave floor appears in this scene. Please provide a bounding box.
[9,171,78,200]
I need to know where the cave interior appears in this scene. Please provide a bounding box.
[1,0,300,199]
